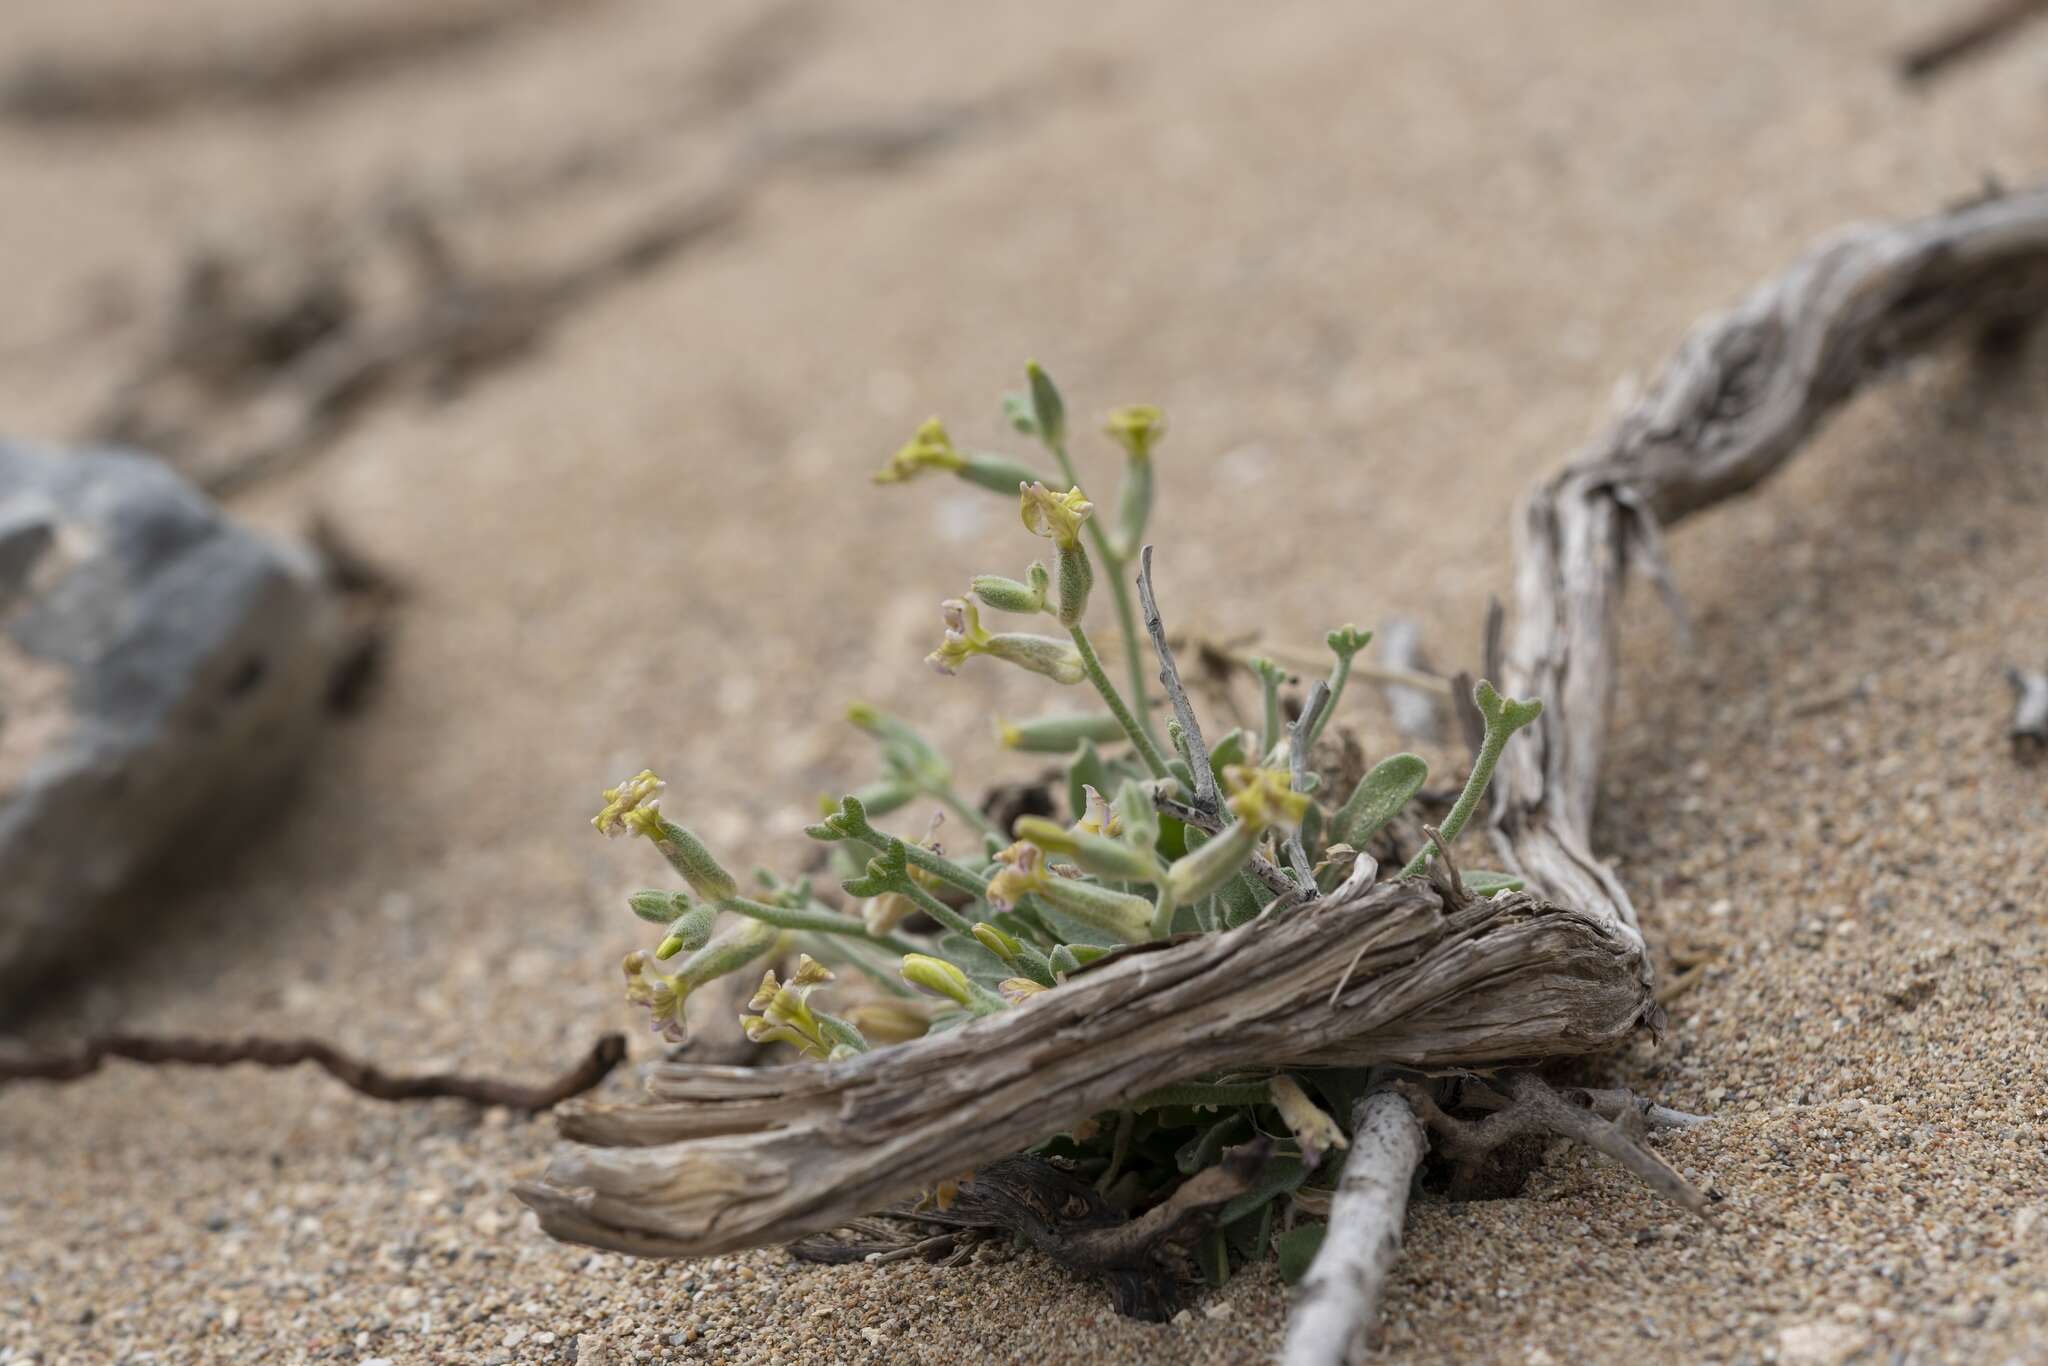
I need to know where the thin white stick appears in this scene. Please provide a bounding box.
[1282,1088,1427,1366]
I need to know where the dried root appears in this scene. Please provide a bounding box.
[1400,1073,1708,1217]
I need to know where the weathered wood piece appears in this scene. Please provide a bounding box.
[516,863,1650,1255]
[1296,183,2048,1357]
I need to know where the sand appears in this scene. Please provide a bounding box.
[1,2,2045,1362]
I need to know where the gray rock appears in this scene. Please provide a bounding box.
[0,440,338,1013]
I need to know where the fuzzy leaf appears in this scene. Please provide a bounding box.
[1334,752,1429,847]
[1276,1222,1328,1284]
[1066,738,1109,827]
[1463,869,1526,896]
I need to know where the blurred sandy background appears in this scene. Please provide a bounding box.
[1,2,2045,1362]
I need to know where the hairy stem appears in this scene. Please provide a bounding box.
[1070,622,1171,779]
[720,896,921,956]
[1051,436,1159,746]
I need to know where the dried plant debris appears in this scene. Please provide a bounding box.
[0,0,615,124]
[1896,0,2048,82]
[520,187,2048,1352]
[80,40,1054,497]
[87,196,742,497]
[0,1031,626,1111]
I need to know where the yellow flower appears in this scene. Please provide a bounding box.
[872,417,966,484]
[1076,783,1121,837]
[621,951,688,1043]
[738,955,837,1059]
[999,977,1048,1005]
[1019,481,1094,549]
[593,769,665,837]
[984,841,1050,911]
[925,597,992,675]
[1104,405,1166,461]
[1223,765,1312,831]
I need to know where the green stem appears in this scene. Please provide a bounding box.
[1069,623,1171,779]
[1307,653,1353,750]
[896,880,979,940]
[1149,885,1176,939]
[718,895,920,956]
[1258,668,1282,764]
[934,786,999,841]
[1052,439,1158,747]
[1397,729,1505,879]
[848,831,989,900]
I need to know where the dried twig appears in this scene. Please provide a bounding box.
[1284,681,1333,890]
[1281,1088,1427,1366]
[0,0,615,123]
[1138,545,1220,814]
[1485,184,2048,958]
[0,1031,627,1111]
[1897,0,2048,82]
[2007,666,2048,759]
[1375,619,1444,744]
[1401,1073,1707,1217]
[1153,792,1305,899]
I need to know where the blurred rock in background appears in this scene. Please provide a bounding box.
[0,441,338,1016]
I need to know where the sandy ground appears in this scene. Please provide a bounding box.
[1,2,2045,1362]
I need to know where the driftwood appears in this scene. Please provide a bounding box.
[515,859,1650,1256]
[518,185,2048,1352]
[1290,183,2048,1362]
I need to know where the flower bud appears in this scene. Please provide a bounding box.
[995,712,1127,753]
[900,953,974,1007]
[628,889,685,923]
[971,573,1047,615]
[862,892,919,936]
[846,998,932,1044]
[971,922,1023,965]
[872,417,966,484]
[1026,361,1066,447]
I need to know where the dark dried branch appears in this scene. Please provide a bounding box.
[1152,792,1300,898]
[0,1031,626,1111]
[1401,1073,1707,1216]
[0,0,615,124]
[1486,184,2048,958]
[1896,0,2048,82]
